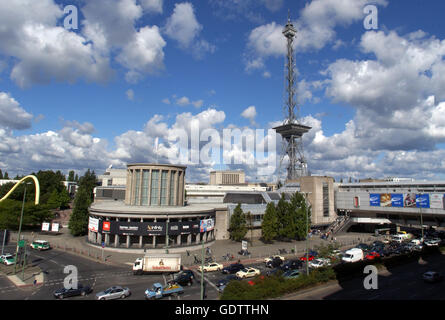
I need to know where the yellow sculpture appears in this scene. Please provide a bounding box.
[0,175,40,205]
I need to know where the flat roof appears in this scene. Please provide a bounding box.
[90,201,226,214]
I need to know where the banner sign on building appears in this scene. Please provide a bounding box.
[353,196,360,208]
[369,194,380,206]
[88,217,99,232]
[430,194,443,209]
[51,223,59,232]
[416,194,430,208]
[41,222,50,232]
[380,194,392,207]
[403,193,416,207]
[391,194,404,207]
[200,219,214,232]
[102,221,111,233]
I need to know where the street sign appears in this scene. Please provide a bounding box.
[101,242,105,248]
[242,240,247,251]
[18,240,25,248]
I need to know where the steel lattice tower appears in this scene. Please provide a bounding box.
[273,13,311,181]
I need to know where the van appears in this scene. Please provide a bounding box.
[342,248,364,263]
[30,240,50,251]
[392,234,409,243]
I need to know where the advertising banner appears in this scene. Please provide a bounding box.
[200,219,215,232]
[369,194,380,206]
[242,240,248,251]
[403,193,416,207]
[88,217,99,232]
[391,194,404,207]
[51,223,59,232]
[41,222,50,232]
[380,194,392,207]
[430,194,443,209]
[416,194,430,208]
[102,221,111,233]
[168,221,200,235]
[353,196,360,208]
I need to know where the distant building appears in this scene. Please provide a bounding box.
[209,170,245,185]
[97,167,127,186]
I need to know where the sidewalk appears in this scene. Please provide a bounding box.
[0,264,44,288]
[10,228,379,269]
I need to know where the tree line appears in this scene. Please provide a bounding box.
[0,168,96,236]
[229,192,311,243]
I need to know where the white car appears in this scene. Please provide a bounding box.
[263,255,285,263]
[236,267,260,279]
[0,254,15,265]
[198,262,223,272]
[309,258,331,268]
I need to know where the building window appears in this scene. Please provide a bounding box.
[169,171,175,205]
[141,169,149,205]
[160,170,168,205]
[134,169,140,205]
[150,170,159,205]
[323,182,329,217]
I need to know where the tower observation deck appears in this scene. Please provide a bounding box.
[274,13,311,181]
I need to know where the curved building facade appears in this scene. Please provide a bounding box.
[88,164,218,251]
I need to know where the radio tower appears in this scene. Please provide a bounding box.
[274,12,311,181]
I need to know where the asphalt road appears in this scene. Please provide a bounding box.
[0,244,275,300]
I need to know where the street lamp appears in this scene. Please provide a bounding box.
[302,192,312,276]
[14,182,31,275]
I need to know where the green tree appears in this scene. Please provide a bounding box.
[68,187,90,236]
[67,170,75,182]
[58,188,71,209]
[0,169,3,179]
[276,194,289,239]
[78,169,97,201]
[288,192,311,241]
[74,174,79,182]
[228,203,247,242]
[47,189,61,209]
[261,202,278,242]
[3,171,9,179]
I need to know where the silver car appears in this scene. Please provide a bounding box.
[96,286,131,300]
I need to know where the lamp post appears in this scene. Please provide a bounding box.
[419,193,424,241]
[302,192,312,276]
[14,183,28,275]
[200,239,204,300]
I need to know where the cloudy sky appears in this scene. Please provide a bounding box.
[1,0,445,183]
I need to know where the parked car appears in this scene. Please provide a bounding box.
[198,262,223,273]
[283,269,300,279]
[365,251,381,260]
[263,255,285,263]
[266,257,283,268]
[222,263,244,274]
[216,274,239,288]
[372,240,385,247]
[265,268,283,276]
[309,258,331,268]
[342,248,364,263]
[53,284,92,299]
[236,267,260,279]
[170,270,195,286]
[356,243,371,251]
[299,254,315,261]
[422,271,443,283]
[96,286,131,300]
[0,254,15,265]
[280,259,302,271]
[424,239,441,247]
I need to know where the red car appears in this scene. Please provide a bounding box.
[299,255,315,261]
[365,251,380,260]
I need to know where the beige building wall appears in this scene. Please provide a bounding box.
[297,176,337,226]
[209,170,246,185]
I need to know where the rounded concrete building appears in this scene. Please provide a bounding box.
[88,164,218,252]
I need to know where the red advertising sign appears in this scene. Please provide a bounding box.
[102,221,111,233]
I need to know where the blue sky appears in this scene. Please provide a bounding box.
[2,0,445,183]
